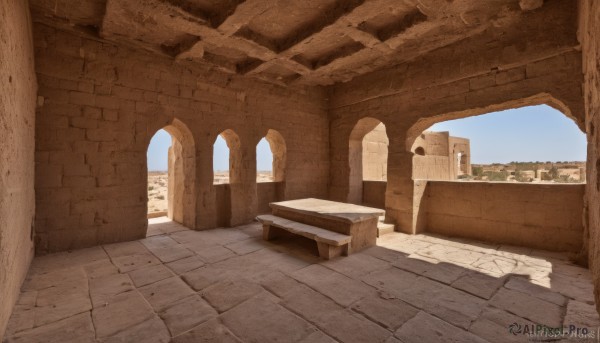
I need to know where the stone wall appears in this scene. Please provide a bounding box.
[426,182,584,252]
[362,123,388,181]
[0,0,37,338]
[328,0,583,233]
[362,181,386,209]
[33,24,329,254]
[581,0,600,314]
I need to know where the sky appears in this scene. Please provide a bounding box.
[428,105,586,164]
[147,104,587,171]
[147,132,273,172]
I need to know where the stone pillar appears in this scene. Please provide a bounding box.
[196,136,218,230]
[385,135,428,234]
[229,136,258,226]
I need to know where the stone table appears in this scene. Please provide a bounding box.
[269,198,385,253]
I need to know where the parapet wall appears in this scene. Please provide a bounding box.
[425,181,584,252]
[362,181,584,252]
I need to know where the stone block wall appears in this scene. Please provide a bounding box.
[425,182,584,252]
[0,0,37,337]
[33,24,329,254]
[362,123,388,181]
[581,0,600,314]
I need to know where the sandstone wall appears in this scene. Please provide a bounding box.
[362,123,388,181]
[0,0,36,338]
[581,0,600,314]
[362,181,386,209]
[33,24,329,254]
[426,182,584,252]
[329,0,583,233]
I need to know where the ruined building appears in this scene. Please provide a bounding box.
[2,0,600,341]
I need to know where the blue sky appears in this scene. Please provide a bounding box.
[147,105,587,171]
[428,105,586,164]
[147,132,273,172]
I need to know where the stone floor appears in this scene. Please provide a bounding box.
[3,217,600,343]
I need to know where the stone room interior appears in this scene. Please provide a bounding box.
[1,0,600,342]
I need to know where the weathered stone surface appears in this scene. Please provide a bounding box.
[89,273,135,307]
[503,276,566,306]
[102,316,171,343]
[6,313,95,343]
[469,307,535,343]
[171,318,242,343]
[138,277,195,311]
[351,296,419,330]
[393,255,465,284]
[140,236,194,263]
[159,295,217,337]
[128,264,174,287]
[221,295,316,343]
[34,284,92,326]
[321,253,390,279]
[489,288,563,327]
[293,264,376,306]
[563,300,600,329]
[395,311,488,343]
[165,255,205,275]
[202,280,264,313]
[317,309,392,343]
[91,291,155,338]
[451,271,505,299]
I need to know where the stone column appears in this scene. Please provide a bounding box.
[229,134,258,226]
[385,134,428,234]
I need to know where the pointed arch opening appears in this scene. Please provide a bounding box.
[146,119,196,231]
[348,117,388,205]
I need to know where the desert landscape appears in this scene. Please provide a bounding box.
[148,171,274,214]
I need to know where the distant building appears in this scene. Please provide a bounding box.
[411,131,471,180]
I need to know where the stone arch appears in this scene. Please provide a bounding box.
[147,118,196,229]
[214,129,242,184]
[264,129,287,182]
[348,117,388,204]
[405,93,581,151]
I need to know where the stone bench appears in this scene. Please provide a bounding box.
[256,214,352,259]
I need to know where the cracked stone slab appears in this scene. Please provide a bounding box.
[292,264,376,307]
[451,270,506,299]
[165,255,205,275]
[171,318,242,343]
[101,316,171,343]
[201,279,264,313]
[6,312,95,343]
[351,296,419,331]
[89,273,135,308]
[489,287,563,327]
[221,294,317,343]
[395,311,488,343]
[159,295,217,337]
[92,291,155,338]
[128,264,174,287]
[138,276,195,311]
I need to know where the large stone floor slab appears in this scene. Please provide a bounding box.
[4,218,599,342]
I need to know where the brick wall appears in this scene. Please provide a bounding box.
[0,0,36,338]
[33,24,329,254]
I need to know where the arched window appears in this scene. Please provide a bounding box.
[348,118,388,204]
[214,129,241,184]
[411,104,586,182]
[146,120,196,231]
